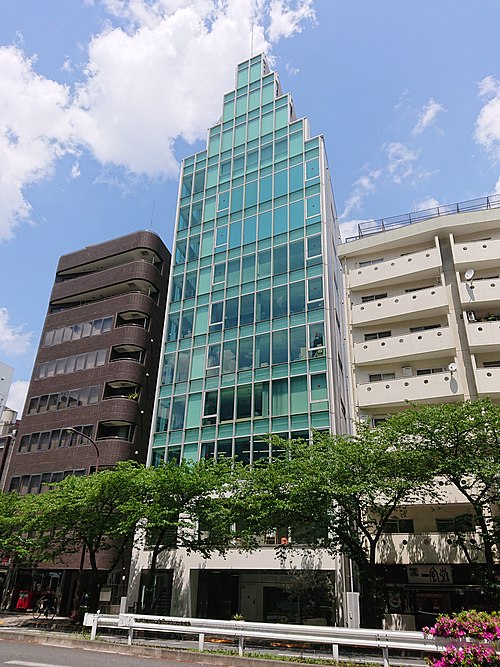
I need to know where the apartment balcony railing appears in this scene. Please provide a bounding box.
[460,278,500,309]
[465,319,500,352]
[351,286,448,327]
[348,247,441,290]
[354,327,455,366]
[376,532,485,565]
[452,238,500,271]
[357,372,463,409]
[474,366,500,398]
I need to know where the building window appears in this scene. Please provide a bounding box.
[361,293,387,303]
[416,368,443,375]
[409,324,441,332]
[36,349,107,379]
[116,312,149,329]
[309,323,325,358]
[364,331,391,341]
[26,386,101,415]
[436,516,474,533]
[368,373,395,382]
[96,421,135,442]
[383,519,414,534]
[43,317,113,347]
[110,345,145,363]
[358,258,383,267]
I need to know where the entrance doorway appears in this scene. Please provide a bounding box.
[197,572,239,619]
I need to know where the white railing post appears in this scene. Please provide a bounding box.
[382,646,390,667]
[332,643,339,660]
[90,614,98,641]
[198,632,204,651]
[128,626,134,646]
[238,635,244,656]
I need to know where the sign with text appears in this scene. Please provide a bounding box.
[407,565,453,585]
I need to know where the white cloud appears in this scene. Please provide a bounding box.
[0,0,318,237]
[341,171,380,220]
[285,63,300,76]
[0,308,32,356]
[495,176,500,193]
[412,99,446,136]
[415,196,439,211]
[386,142,418,184]
[478,75,500,98]
[61,57,74,73]
[6,380,29,416]
[393,89,410,113]
[268,0,316,42]
[70,160,81,178]
[339,218,369,242]
[475,75,500,160]
[0,46,77,241]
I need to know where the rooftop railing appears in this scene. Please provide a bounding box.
[345,193,500,242]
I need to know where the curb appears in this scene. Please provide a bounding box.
[0,629,320,667]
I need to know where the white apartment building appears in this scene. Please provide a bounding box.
[0,363,13,422]
[338,195,500,629]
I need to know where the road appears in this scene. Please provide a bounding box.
[0,639,216,667]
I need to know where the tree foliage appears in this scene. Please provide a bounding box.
[0,492,50,565]
[138,457,240,612]
[2,399,499,623]
[237,428,436,627]
[36,461,146,611]
[383,399,500,605]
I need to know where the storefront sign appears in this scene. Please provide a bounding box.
[407,565,453,584]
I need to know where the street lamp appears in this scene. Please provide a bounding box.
[65,428,100,473]
[64,427,101,615]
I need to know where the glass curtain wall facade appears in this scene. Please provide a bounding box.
[151,54,349,466]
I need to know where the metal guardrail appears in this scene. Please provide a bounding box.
[345,193,500,242]
[83,612,498,666]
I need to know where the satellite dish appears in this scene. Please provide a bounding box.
[465,268,475,281]
[448,363,457,373]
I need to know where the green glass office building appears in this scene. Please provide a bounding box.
[152,54,348,466]
[134,54,350,620]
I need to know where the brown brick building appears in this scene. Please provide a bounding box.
[3,230,169,612]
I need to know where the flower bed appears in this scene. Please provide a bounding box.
[424,611,500,667]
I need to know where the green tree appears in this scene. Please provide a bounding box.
[37,462,146,612]
[238,428,435,628]
[384,399,500,606]
[0,492,51,566]
[139,457,243,613]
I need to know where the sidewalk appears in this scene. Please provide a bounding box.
[0,611,74,631]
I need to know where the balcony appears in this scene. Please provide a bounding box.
[465,320,500,352]
[349,247,442,290]
[357,372,463,409]
[376,532,484,565]
[354,327,455,366]
[103,381,141,401]
[452,238,500,272]
[460,278,500,309]
[474,366,500,399]
[351,286,448,327]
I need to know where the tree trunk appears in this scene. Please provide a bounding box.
[87,548,107,613]
[358,561,386,628]
[144,531,166,613]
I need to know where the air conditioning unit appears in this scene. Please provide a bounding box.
[402,366,413,377]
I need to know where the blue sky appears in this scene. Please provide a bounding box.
[1,0,500,414]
